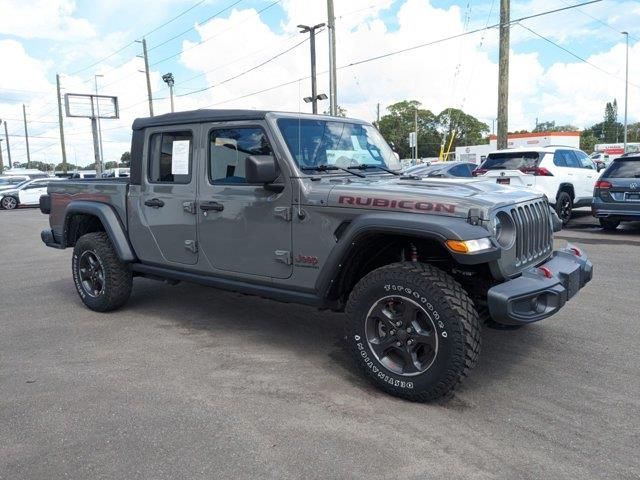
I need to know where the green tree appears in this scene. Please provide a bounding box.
[436,108,490,149]
[532,121,578,133]
[580,131,597,153]
[104,161,119,170]
[582,99,623,144]
[323,106,347,117]
[120,151,131,165]
[376,100,440,158]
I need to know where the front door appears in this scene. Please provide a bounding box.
[138,128,198,265]
[20,181,48,205]
[196,123,292,279]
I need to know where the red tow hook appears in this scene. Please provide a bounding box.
[538,266,553,279]
[569,246,582,257]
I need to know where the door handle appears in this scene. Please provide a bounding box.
[144,198,165,208]
[200,201,224,212]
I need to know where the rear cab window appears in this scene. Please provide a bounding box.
[482,152,542,171]
[602,158,640,178]
[148,131,193,184]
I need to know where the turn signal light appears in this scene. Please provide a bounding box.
[595,180,612,189]
[446,238,493,253]
[520,167,553,176]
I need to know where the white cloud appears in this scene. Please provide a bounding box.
[0,0,96,41]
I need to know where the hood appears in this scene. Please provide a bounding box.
[325,175,544,218]
[0,188,18,196]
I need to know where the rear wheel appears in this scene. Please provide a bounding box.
[345,262,481,402]
[599,218,620,231]
[72,232,132,312]
[1,196,18,210]
[555,191,573,226]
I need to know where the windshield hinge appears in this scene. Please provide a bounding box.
[273,206,292,222]
[184,240,198,253]
[274,250,292,265]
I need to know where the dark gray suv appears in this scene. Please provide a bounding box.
[592,155,640,230]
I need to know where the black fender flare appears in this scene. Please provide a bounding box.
[315,212,500,297]
[63,200,137,262]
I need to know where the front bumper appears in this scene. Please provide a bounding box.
[487,246,592,326]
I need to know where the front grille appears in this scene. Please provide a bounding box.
[509,200,553,267]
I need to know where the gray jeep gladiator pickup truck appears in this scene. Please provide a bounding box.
[40,109,592,401]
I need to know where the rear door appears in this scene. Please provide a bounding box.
[136,127,199,265]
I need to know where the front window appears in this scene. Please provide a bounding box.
[277,118,400,172]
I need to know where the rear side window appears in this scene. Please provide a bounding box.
[209,127,272,184]
[449,164,473,177]
[602,159,640,178]
[148,131,193,184]
[554,150,581,168]
[482,152,541,170]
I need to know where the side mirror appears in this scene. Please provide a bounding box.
[245,155,279,184]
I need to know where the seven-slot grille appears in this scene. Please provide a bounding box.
[509,200,553,267]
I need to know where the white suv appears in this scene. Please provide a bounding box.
[474,146,601,225]
[0,178,61,210]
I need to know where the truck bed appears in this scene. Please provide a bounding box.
[48,179,130,239]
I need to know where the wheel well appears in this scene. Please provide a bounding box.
[65,214,105,247]
[327,234,454,306]
[557,183,575,201]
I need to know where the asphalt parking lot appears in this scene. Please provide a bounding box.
[1,208,639,480]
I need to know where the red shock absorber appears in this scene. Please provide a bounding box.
[410,243,418,262]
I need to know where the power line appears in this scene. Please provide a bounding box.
[558,0,639,42]
[176,32,316,98]
[150,0,281,67]
[148,0,243,52]
[69,0,213,77]
[518,23,640,89]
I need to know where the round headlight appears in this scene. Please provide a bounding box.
[494,211,515,248]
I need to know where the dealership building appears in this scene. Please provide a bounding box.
[455,131,581,165]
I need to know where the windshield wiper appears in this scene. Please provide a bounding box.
[300,164,366,178]
[347,164,401,175]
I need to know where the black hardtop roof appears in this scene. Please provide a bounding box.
[131,109,369,130]
[132,109,270,130]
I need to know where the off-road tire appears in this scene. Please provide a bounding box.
[345,262,481,402]
[555,191,573,226]
[72,232,132,312]
[599,218,620,231]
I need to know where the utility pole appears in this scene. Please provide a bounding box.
[22,104,31,168]
[497,0,510,150]
[327,0,338,116]
[414,108,419,161]
[139,38,154,117]
[623,31,629,153]
[376,103,380,123]
[0,139,4,173]
[56,74,68,174]
[3,120,11,168]
[299,23,326,114]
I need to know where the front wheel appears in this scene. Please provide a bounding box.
[72,232,132,312]
[555,191,573,226]
[1,196,18,210]
[345,263,481,402]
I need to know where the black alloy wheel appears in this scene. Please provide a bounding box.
[365,296,438,376]
[556,192,573,225]
[78,251,105,297]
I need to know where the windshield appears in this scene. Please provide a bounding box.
[482,152,542,170]
[277,118,401,172]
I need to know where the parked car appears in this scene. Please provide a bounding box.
[404,162,476,178]
[0,178,62,210]
[592,154,640,230]
[0,175,30,191]
[473,146,602,225]
[102,167,130,178]
[71,170,98,179]
[39,109,592,402]
[1,168,49,179]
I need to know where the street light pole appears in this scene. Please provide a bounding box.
[327,0,338,115]
[299,23,325,114]
[2,120,11,168]
[162,73,175,113]
[623,31,629,153]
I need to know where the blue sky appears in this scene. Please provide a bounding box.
[0,0,638,166]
